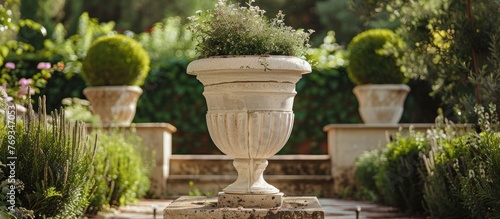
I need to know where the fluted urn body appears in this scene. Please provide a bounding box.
[188,56,311,195]
[83,86,143,126]
[353,84,410,124]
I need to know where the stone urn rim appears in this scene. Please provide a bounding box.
[83,85,143,93]
[83,85,143,127]
[187,55,312,76]
[352,83,411,124]
[353,83,411,92]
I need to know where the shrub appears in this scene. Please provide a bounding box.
[422,105,500,218]
[357,104,500,217]
[354,149,385,201]
[420,114,470,218]
[347,28,407,85]
[86,128,152,215]
[374,128,428,213]
[62,97,99,124]
[187,0,314,58]
[0,97,96,218]
[82,34,150,86]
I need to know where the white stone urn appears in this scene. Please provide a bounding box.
[83,86,142,126]
[353,84,410,124]
[188,56,311,198]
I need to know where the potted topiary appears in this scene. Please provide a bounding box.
[82,34,150,126]
[183,0,313,209]
[347,28,410,124]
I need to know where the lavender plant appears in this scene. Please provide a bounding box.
[187,0,314,58]
[0,97,97,218]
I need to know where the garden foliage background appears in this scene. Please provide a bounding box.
[1,0,442,154]
[2,0,500,217]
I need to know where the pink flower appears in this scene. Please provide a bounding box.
[18,78,32,87]
[37,62,51,70]
[1,84,14,102]
[5,62,15,69]
[17,78,34,98]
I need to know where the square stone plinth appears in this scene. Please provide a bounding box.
[164,196,324,219]
[217,192,283,208]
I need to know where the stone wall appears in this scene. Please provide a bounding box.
[167,154,333,197]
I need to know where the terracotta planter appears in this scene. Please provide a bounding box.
[353,84,410,124]
[188,56,311,196]
[83,86,142,126]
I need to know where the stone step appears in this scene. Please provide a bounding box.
[166,175,333,197]
[169,154,331,175]
[166,154,333,197]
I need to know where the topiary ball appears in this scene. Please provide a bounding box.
[347,29,407,85]
[82,35,150,86]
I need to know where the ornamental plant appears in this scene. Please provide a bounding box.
[346,29,407,85]
[352,0,500,117]
[187,0,314,58]
[82,34,150,86]
[86,128,152,215]
[0,97,96,218]
[1,59,63,104]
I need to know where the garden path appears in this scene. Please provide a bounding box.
[92,198,426,219]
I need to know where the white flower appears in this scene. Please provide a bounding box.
[468,169,475,178]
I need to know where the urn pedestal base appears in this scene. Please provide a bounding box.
[165,196,324,219]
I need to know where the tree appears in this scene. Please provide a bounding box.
[353,0,500,119]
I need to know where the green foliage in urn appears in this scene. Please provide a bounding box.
[82,34,150,86]
[347,29,407,85]
[187,0,314,58]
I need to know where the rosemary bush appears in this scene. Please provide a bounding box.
[422,105,500,218]
[0,97,96,218]
[355,105,500,217]
[187,0,314,58]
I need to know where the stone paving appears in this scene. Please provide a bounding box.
[91,197,425,219]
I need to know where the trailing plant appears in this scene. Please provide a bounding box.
[82,34,150,86]
[346,28,407,85]
[86,128,153,215]
[0,97,97,218]
[187,0,314,58]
